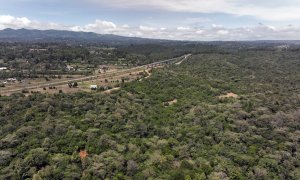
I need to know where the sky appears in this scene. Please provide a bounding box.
[1,0,300,41]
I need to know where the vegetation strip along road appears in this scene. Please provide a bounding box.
[0,54,191,94]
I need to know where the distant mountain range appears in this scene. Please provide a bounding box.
[1,28,300,45]
[0,28,170,45]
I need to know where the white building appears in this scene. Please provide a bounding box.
[90,85,97,90]
[66,65,74,71]
[7,78,17,82]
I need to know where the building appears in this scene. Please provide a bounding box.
[66,65,74,71]
[0,67,7,71]
[7,78,17,82]
[90,85,98,90]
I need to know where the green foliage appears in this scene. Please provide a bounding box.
[0,46,299,179]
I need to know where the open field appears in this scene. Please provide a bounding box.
[17,69,147,95]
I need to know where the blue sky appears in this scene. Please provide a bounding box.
[1,0,300,40]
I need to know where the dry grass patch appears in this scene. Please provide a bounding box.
[218,92,238,99]
[79,150,88,159]
[163,99,178,106]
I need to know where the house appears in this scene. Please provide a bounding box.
[90,85,98,90]
[98,65,109,73]
[0,67,7,71]
[66,65,74,71]
[276,45,289,51]
[99,65,109,70]
[7,78,17,82]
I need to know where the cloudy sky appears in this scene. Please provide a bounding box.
[1,0,300,40]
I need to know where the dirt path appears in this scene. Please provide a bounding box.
[102,87,121,94]
[175,54,192,65]
[218,92,239,99]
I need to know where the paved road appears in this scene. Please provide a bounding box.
[1,54,192,94]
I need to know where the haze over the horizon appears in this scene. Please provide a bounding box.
[1,0,300,41]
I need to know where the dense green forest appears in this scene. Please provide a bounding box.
[0,47,300,179]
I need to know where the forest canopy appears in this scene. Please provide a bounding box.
[0,44,300,179]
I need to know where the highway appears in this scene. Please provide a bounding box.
[0,54,192,95]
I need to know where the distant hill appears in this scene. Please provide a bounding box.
[1,28,300,45]
[0,28,170,45]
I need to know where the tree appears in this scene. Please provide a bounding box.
[73,81,78,88]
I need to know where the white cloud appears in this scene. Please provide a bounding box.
[139,26,157,31]
[212,24,224,29]
[1,15,300,41]
[217,30,229,35]
[0,15,69,30]
[177,27,191,31]
[0,15,15,24]
[84,20,117,31]
[87,0,300,21]
[196,30,204,34]
[0,15,32,29]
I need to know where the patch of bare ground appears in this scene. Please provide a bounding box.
[175,54,191,65]
[163,99,178,106]
[79,150,88,159]
[144,70,152,79]
[102,87,121,94]
[0,69,143,96]
[175,60,184,65]
[218,92,239,99]
[139,70,152,81]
